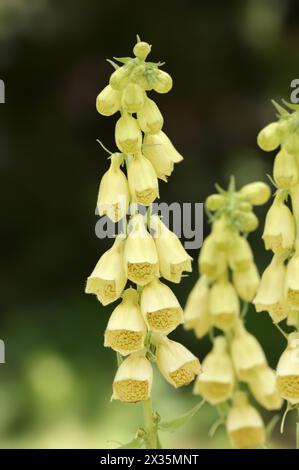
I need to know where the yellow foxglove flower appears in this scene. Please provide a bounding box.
[137,97,164,134]
[153,70,173,94]
[104,288,146,356]
[85,237,126,306]
[194,336,234,404]
[239,182,270,206]
[121,83,145,113]
[143,133,174,182]
[151,215,192,283]
[231,321,267,382]
[109,65,131,91]
[112,353,153,403]
[257,121,281,151]
[262,199,295,254]
[155,337,201,388]
[276,332,299,404]
[249,367,283,410]
[151,130,183,163]
[273,148,299,189]
[96,85,121,116]
[140,278,183,334]
[124,214,159,286]
[285,132,299,154]
[127,152,159,206]
[133,41,151,60]
[228,234,253,271]
[284,249,299,309]
[211,217,233,251]
[226,391,265,449]
[253,256,287,323]
[209,280,239,331]
[115,113,142,153]
[184,276,210,338]
[97,153,129,222]
[198,234,227,280]
[232,262,260,302]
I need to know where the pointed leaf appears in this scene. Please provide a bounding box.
[158,400,205,433]
[113,57,133,64]
[271,100,289,117]
[281,99,299,111]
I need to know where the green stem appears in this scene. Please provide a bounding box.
[143,398,159,449]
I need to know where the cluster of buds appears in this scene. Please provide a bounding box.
[86,39,200,406]
[184,180,283,448]
[254,101,299,407]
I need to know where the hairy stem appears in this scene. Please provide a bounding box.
[143,398,159,449]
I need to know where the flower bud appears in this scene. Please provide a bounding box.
[236,211,259,232]
[155,337,201,388]
[96,85,121,116]
[284,250,299,309]
[262,198,295,254]
[249,367,283,410]
[228,234,253,271]
[239,182,271,206]
[198,234,227,279]
[112,353,153,403]
[137,98,164,134]
[153,70,173,94]
[184,276,210,338]
[209,280,239,331]
[85,237,126,306]
[127,152,159,205]
[194,336,234,404]
[253,256,287,323]
[121,83,145,113]
[115,113,142,153]
[276,332,299,404]
[143,133,174,182]
[151,215,192,283]
[211,217,234,250]
[232,262,260,302]
[226,392,265,449]
[231,321,267,382]
[273,149,299,189]
[140,278,183,334]
[284,132,299,154]
[205,194,227,212]
[133,41,151,60]
[104,288,147,355]
[110,65,131,90]
[97,153,129,222]
[257,122,281,151]
[124,214,159,286]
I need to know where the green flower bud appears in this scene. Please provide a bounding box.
[110,65,131,91]
[153,70,173,94]
[121,83,145,113]
[239,182,270,205]
[133,41,152,60]
[257,122,281,151]
[205,194,227,212]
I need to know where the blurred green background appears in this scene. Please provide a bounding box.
[0,0,299,449]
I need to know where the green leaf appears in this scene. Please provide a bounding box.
[281,98,299,111]
[113,56,133,64]
[118,436,144,449]
[106,59,119,70]
[158,400,205,433]
[271,100,289,117]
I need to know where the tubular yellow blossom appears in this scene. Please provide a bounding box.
[262,198,295,254]
[153,70,173,94]
[226,391,265,449]
[121,83,145,113]
[127,152,159,206]
[284,248,299,310]
[151,130,183,164]
[253,255,287,323]
[273,149,299,189]
[184,276,210,338]
[143,133,174,182]
[232,262,260,302]
[124,214,159,286]
[112,353,153,403]
[137,97,164,134]
[115,113,142,153]
[85,237,126,306]
[96,85,121,116]
[194,336,234,404]
[155,337,201,388]
[228,234,253,271]
[276,332,299,404]
[209,280,239,331]
[140,278,183,334]
[239,182,271,205]
[249,367,283,410]
[257,121,281,152]
[97,153,129,222]
[151,215,192,283]
[211,217,234,251]
[198,233,227,280]
[104,288,146,355]
[231,321,267,382]
[109,65,131,91]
